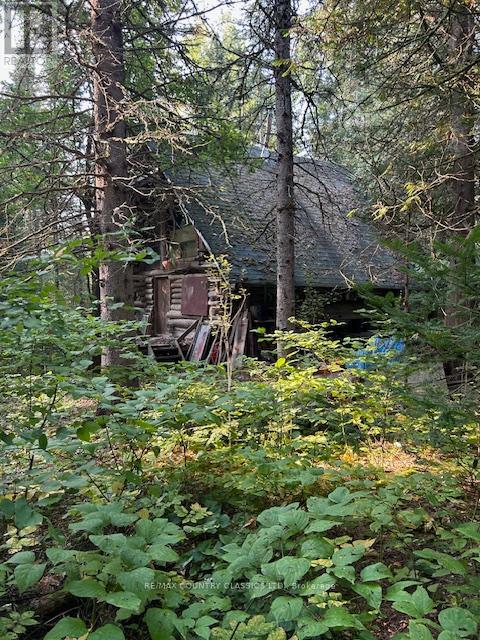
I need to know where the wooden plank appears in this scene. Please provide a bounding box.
[181,275,209,316]
[231,307,249,367]
[190,323,211,361]
[186,319,202,360]
[247,311,257,357]
[168,318,198,327]
[154,277,170,335]
[206,333,220,364]
[174,339,185,360]
[177,319,199,343]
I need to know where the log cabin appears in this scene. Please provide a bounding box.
[134,147,403,361]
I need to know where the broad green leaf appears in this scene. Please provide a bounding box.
[195,615,217,640]
[67,579,106,599]
[455,523,480,542]
[415,549,466,575]
[0,498,14,518]
[298,618,329,639]
[147,544,178,563]
[261,557,310,587]
[246,537,274,565]
[135,518,184,545]
[307,496,354,517]
[360,562,392,582]
[397,509,429,529]
[70,517,104,533]
[120,547,151,569]
[270,596,303,622]
[392,587,434,618]
[328,487,352,504]
[249,574,280,599]
[46,548,77,564]
[411,587,435,617]
[89,533,127,553]
[145,608,177,640]
[305,520,339,534]
[392,600,422,617]
[117,567,156,596]
[385,580,420,601]
[105,591,142,611]
[438,607,477,637]
[278,509,309,532]
[109,512,138,527]
[408,622,433,640]
[299,574,336,595]
[14,498,43,529]
[76,425,94,442]
[332,565,356,583]
[306,497,330,515]
[257,504,299,527]
[332,544,365,567]
[323,606,363,629]
[352,582,382,610]
[5,551,35,565]
[44,617,87,640]
[14,562,46,593]
[300,537,334,559]
[434,553,466,575]
[89,624,125,640]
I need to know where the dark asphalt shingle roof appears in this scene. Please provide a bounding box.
[169,148,403,289]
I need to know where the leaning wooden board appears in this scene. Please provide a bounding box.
[190,323,211,361]
[231,307,249,367]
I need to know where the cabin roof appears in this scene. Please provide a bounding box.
[166,147,403,289]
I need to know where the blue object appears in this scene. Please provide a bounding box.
[347,336,405,370]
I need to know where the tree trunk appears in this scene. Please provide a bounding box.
[442,1,476,391]
[91,0,134,368]
[274,0,295,348]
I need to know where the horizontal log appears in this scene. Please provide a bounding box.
[168,318,199,328]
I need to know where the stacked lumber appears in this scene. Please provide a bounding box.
[139,271,254,361]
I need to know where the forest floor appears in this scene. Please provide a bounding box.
[1,359,479,640]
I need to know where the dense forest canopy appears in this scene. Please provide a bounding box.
[0,1,478,639]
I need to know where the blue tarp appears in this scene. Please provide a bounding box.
[346,336,405,370]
